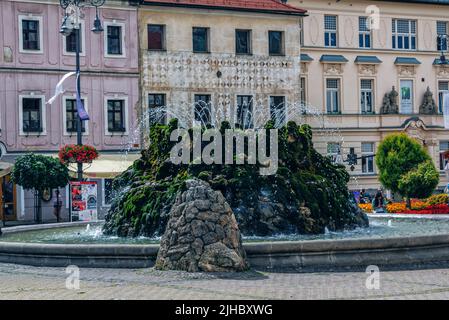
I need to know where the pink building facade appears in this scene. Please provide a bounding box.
[0,0,140,223]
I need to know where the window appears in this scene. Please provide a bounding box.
[327,142,342,164]
[437,21,448,51]
[236,95,253,129]
[194,94,212,126]
[64,24,85,54]
[361,142,375,174]
[193,27,209,53]
[106,24,123,56]
[299,19,304,47]
[324,15,337,48]
[300,77,307,106]
[269,31,284,55]
[21,18,41,51]
[148,24,165,51]
[107,100,126,132]
[22,98,42,133]
[440,141,449,170]
[392,19,416,50]
[360,79,374,114]
[359,17,371,49]
[148,94,166,125]
[103,179,114,207]
[439,81,449,113]
[400,80,413,114]
[270,96,286,126]
[236,29,251,55]
[65,99,86,133]
[326,79,340,114]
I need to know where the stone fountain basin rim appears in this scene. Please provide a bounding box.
[2,222,449,255]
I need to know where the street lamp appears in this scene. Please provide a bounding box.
[59,0,105,181]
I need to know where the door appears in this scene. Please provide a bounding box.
[0,176,17,221]
[400,80,413,114]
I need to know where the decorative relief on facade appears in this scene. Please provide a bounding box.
[423,22,432,50]
[357,64,377,76]
[323,63,343,76]
[343,17,355,47]
[436,65,449,78]
[377,19,387,48]
[300,62,308,74]
[397,65,416,76]
[143,52,300,92]
[403,118,427,143]
[309,16,319,45]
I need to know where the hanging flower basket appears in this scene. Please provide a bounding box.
[59,144,99,165]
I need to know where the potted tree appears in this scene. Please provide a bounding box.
[11,153,70,223]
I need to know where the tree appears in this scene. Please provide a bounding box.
[11,153,70,223]
[398,160,439,203]
[376,133,438,207]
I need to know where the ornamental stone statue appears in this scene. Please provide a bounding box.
[419,86,437,115]
[380,86,399,114]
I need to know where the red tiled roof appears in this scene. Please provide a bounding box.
[142,0,307,15]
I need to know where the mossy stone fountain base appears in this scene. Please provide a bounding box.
[103,120,368,239]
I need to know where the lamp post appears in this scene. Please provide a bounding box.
[59,0,105,181]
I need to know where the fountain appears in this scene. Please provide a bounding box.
[102,100,368,240]
[5,101,449,270]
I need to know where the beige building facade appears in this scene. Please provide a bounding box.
[293,0,449,191]
[138,0,305,130]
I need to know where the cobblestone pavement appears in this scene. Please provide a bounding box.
[1,263,449,300]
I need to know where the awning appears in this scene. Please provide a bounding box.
[300,53,313,62]
[355,56,382,64]
[319,55,348,63]
[394,57,421,65]
[0,162,13,178]
[68,153,140,179]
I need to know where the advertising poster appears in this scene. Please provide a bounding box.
[70,181,98,222]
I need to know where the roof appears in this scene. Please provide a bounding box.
[300,54,313,62]
[394,57,421,65]
[319,55,348,63]
[355,56,382,64]
[141,0,307,16]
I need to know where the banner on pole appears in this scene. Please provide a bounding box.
[70,181,98,222]
[443,92,449,129]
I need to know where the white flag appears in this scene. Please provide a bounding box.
[444,92,449,129]
[46,72,76,105]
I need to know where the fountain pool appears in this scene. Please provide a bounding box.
[2,216,449,244]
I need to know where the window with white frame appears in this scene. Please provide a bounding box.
[359,17,371,49]
[361,142,375,174]
[324,15,337,48]
[439,81,449,113]
[400,79,414,114]
[440,141,449,170]
[20,96,45,134]
[437,21,448,51]
[105,22,125,57]
[360,79,374,114]
[327,142,342,164]
[392,19,416,50]
[326,79,340,114]
[19,15,43,53]
[106,98,127,134]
